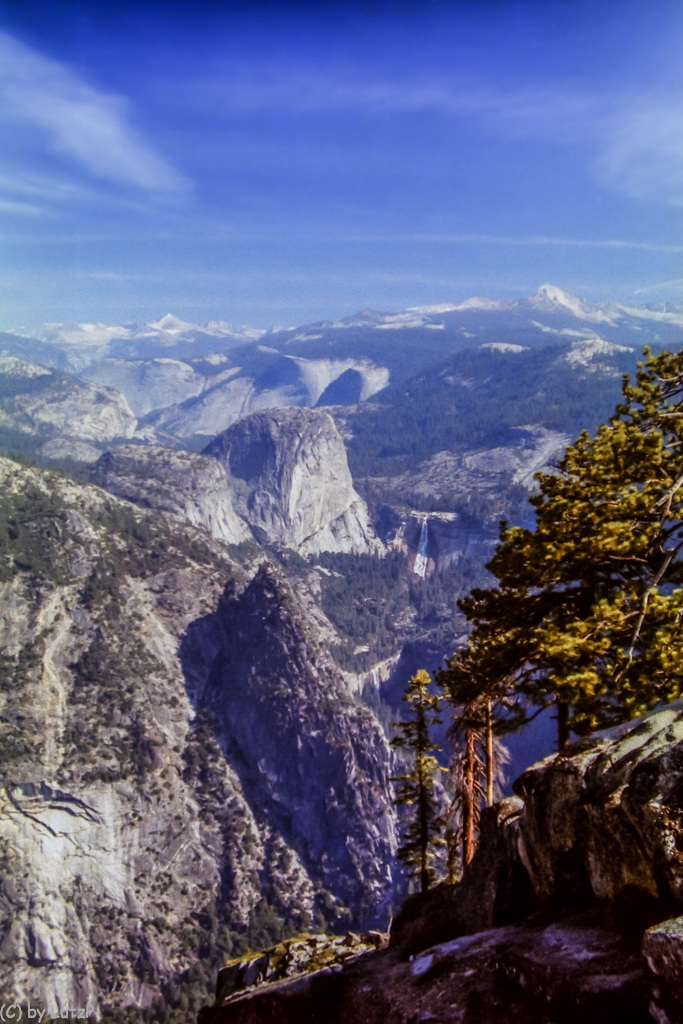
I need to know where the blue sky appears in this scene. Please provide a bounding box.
[1,0,683,328]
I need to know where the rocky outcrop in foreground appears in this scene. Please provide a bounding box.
[198,703,683,1023]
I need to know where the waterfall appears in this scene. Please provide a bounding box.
[371,668,380,689]
[413,517,429,578]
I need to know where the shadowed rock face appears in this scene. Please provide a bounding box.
[183,564,397,922]
[198,703,683,1024]
[204,407,381,556]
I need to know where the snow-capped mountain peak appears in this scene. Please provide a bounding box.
[531,284,615,324]
[146,314,197,334]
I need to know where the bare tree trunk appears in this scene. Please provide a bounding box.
[462,727,477,870]
[418,756,430,893]
[485,698,494,806]
[557,698,570,750]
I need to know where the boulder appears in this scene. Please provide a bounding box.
[512,703,683,911]
[642,916,683,1024]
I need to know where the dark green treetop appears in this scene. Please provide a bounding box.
[391,669,444,893]
[456,347,683,737]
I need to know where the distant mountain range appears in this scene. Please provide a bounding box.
[1,285,681,457]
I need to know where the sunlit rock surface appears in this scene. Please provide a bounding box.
[90,444,251,545]
[0,457,396,1017]
[204,407,381,555]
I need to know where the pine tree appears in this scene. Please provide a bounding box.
[458,347,683,740]
[437,651,510,870]
[391,670,444,893]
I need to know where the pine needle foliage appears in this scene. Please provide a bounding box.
[391,670,445,893]
[457,347,683,740]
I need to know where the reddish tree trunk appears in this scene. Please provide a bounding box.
[485,699,494,807]
[418,755,430,893]
[462,727,477,870]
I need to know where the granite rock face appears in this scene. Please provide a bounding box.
[204,407,381,555]
[90,444,250,545]
[0,357,138,446]
[511,703,683,909]
[183,563,397,922]
[0,457,396,1018]
[82,357,226,417]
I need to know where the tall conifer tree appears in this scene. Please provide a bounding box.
[456,347,683,739]
[391,670,444,893]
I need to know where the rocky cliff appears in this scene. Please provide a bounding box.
[400,511,500,576]
[0,457,396,1021]
[183,563,397,921]
[90,445,251,546]
[82,357,231,417]
[204,407,381,556]
[0,357,140,457]
[198,702,683,1024]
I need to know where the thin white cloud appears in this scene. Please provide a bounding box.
[191,63,683,206]
[0,196,46,216]
[595,97,683,205]
[0,31,189,194]
[634,278,683,295]
[333,233,683,252]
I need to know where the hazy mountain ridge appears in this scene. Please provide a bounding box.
[4,285,682,455]
[0,356,147,463]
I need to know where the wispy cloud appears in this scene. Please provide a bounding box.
[634,278,683,295]
[0,196,46,216]
[190,62,683,206]
[594,97,683,204]
[333,233,683,252]
[0,31,189,195]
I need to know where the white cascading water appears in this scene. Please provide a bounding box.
[413,517,429,578]
[371,668,380,688]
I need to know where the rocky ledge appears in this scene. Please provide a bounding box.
[197,702,683,1023]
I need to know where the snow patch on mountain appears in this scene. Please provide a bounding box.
[529,320,596,339]
[145,313,196,334]
[406,303,462,315]
[531,284,616,324]
[563,336,633,370]
[453,296,509,312]
[615,304,683,328]
[480,342,528,353]
[12,315,267,371]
